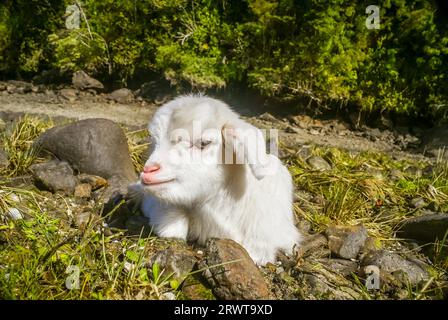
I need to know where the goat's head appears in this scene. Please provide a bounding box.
[139,96,277,206]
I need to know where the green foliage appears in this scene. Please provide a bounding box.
[48,29,109,73]
[0,0,447,119]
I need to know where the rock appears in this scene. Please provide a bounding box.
[325,224,368,260]
[410,197,427,209]
[199,238,270,300]
[107,88,134,104]
[30,160,77,194]
[318,258,359,277]
[125,215,151,236]
[295,219,312,234]
[8,207,23,220]
[135,80,172,102]
[160,292,176,300]
[332,121,350,132]
[296,233,328,258]
[96,175,133,204]
[6,80,33,94]
[361,250,429,285]
[72,71,104,90]
[77,173,108,190]
[59,88,78,102]
[149,247,198,282]
[0,83,6,91]
[35,118,136,182]
[0,148,8,169]
[307,156,331,171]
[398,214,448,243]
[259,112,277,122]
[289,115,312,129]
[74,183,92,198]
[421,125,448,159]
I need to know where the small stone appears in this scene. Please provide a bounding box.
[161,292,176,300]
[72,70,104,90]
[6,81,32,94]
[289,115,312,129]
[8,207,23,220]
[296,219,312,234]
[296,233,328,258]
[307,156,331,171]
[30,160,77,194]
[258,112,277,122]
[123,261,135,273]
[318,258,359,277]
[59,88,78,102]
[107,88,134,104]
[199,238,270,300]
[74,183,92,198]
[77,174,108,190]
[361,250,429,285]
[325,224,368,260]
[148,247,197,282]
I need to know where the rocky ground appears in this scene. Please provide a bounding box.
[0,78,447,300]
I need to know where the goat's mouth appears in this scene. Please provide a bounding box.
[141,178,175,186]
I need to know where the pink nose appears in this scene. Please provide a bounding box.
[141,164,160,184]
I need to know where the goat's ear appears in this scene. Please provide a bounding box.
[221,120,276,180]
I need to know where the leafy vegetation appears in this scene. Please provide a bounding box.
[0,1,447,119]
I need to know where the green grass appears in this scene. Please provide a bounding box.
[1,116,53,177]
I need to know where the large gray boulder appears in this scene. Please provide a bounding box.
[35,118,136,182]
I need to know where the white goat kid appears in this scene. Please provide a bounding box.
[136,95,301,265]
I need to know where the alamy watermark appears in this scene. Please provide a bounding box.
[65,265,80,290]
[366,5,380,30]
[65,4,80,29]
[365,265,380,290]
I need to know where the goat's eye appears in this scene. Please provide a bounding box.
[195,140,212,150]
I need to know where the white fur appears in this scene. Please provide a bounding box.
[135,95,302,265]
